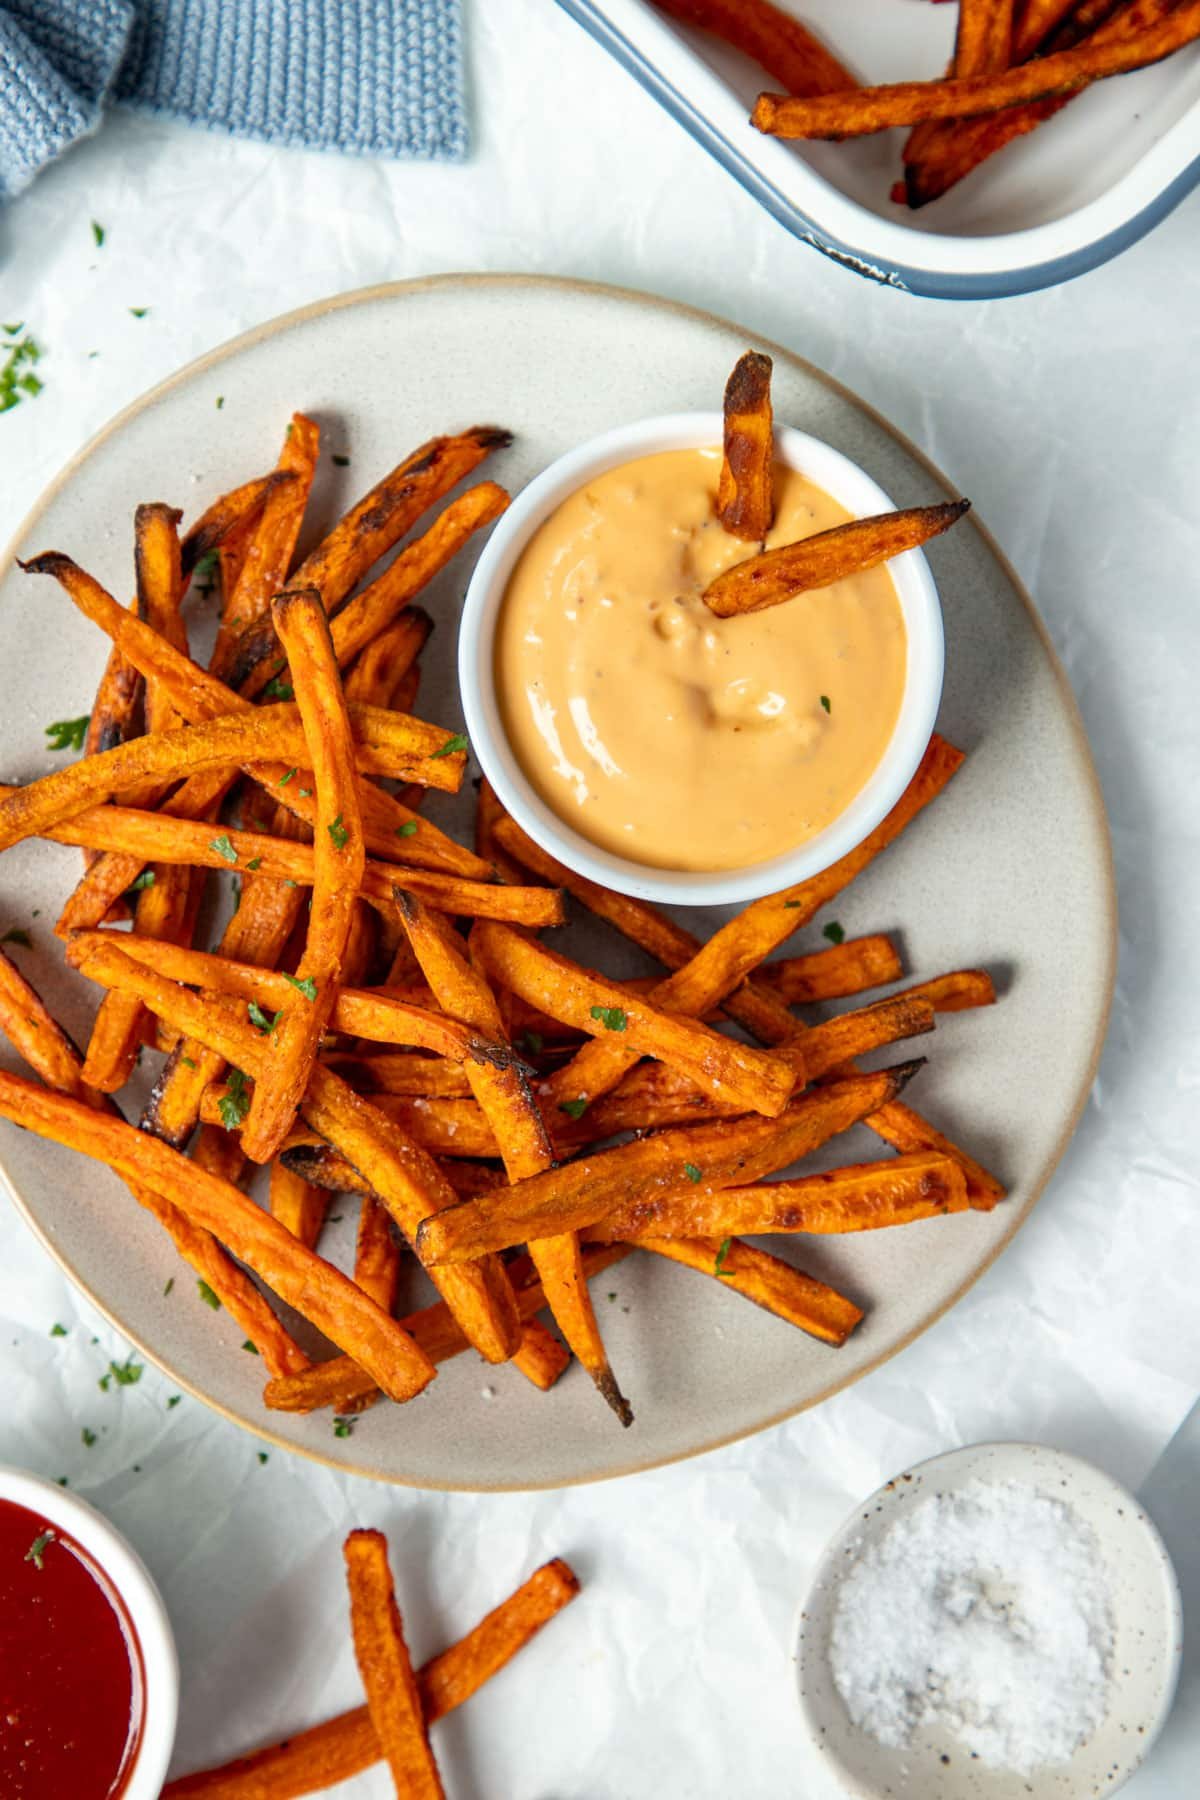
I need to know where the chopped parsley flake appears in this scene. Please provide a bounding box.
[81,1426,97,1448]
[262,678,293,701]
[91,221,105,246]
[1,928,31,948]
[218,1069,250,1129]
[283,973,317,1002]
[278,768,297,786]
[396,820,418,838]
[129,307,149,318]
[247,1000,280,1035]
[430,733,467,760]
[559,1096,588,1120]
[783,900,802,910]
[683,1162,703,1184]
[516,1030,544,1057]
[128,869,156,891]
[332,454,350,467]
[105,1356,143,1387]
[1,330,43,414]
[210,833,238,864]
[163,1277,174,1295]
[327,814,349,851]
[297,787,311,798]
[713,1238,735,1278]
[820,694,831,714]
[216,395,224,409]
[196,1279,220,1311]
[167,1395,182,1409]
[25,1531,54,1570]
[822,921,846,945]
[589,1005,627,1032]
[257,1451,269,1463]
[179,1057,197,1070]
[242,1340,259,1355]
[49,1322,67,1337]
[333,1416,355,1439]
[245,857,262,871]
[45,716,89,752]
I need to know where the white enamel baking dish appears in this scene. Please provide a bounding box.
[557,0,1200,298]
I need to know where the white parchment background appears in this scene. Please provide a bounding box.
[1,3,1198,1794]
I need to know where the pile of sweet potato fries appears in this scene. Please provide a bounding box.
[653,0,1200,207]
[163,1533,579,1797]
[0,355,1000,1433]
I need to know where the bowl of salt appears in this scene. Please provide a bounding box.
[796,1442,1182,1799]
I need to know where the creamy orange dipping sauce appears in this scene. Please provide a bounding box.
[495,448,907,872]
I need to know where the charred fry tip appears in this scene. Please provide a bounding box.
[134,502,184,529]
[593,1366,635,1429]
[18,552,75,578]
[270,585,325,623]
[724,349,773,407]
[471,426,515,450]
[392,886,418,922]
[885,1056,927,1096]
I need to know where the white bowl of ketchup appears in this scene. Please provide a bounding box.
[0,1465,178,1799]
[460,413,945,907]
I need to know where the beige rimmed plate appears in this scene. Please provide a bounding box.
[0,275,1115,1490]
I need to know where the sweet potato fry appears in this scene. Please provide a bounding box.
[344,608,433,707]
[637,1235,862,1346]
[264,1246,629,1415]
[209,415,320,682]
[702,500,969,618]
[417,1062,921,1264]
[751,7,1200,138]
[867,1100,1007,1211]
[759,935,903,1004]
[269,1160,329,1251]
[82,598,144,894]
[491,809,800,1043]
[0,951,307,1372]
[67,931,505,1059]
[241,590,365,1163]
[0,1071,433,1399]
[716,351,774,542]
[162,1559,580,1799]
[398,892,631,1424]
[955,0,1015,73]
[323,1053,474,1098]
[541,736,963,1112]
[513,1320,571,1390]
[328,483,508,669]
[36,798,560,926]
[344,1529,446,1800]
[472,920,795,1118]
[902,0,1168,206]
[651,0,855,96]
[180,471,295,579]
[588,1151,967,1242]
[84,504,196,1092]
[896,969,997,1014]
[355,1196,402,1314]
[72,935,523,1363]
[227,429,512,694]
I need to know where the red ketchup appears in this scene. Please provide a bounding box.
[0,1495,144,1798]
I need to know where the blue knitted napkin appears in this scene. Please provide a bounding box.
[0,0,467,199]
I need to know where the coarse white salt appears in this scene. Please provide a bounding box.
[829,1479,1113,1776]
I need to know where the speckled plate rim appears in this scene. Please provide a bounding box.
[793,1442,1184,1798]
[0,274,1117,1491]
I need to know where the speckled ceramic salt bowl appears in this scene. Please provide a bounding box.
[796,1443,1182,1799]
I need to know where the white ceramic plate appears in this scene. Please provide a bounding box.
[0,275,1115,1490]
[796,1443,1183,1798]
[561,0,1200,298]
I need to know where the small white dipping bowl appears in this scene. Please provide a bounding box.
[0,1464,178,1797]
[460,413,945,906]
[795,1443,1183,1800]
